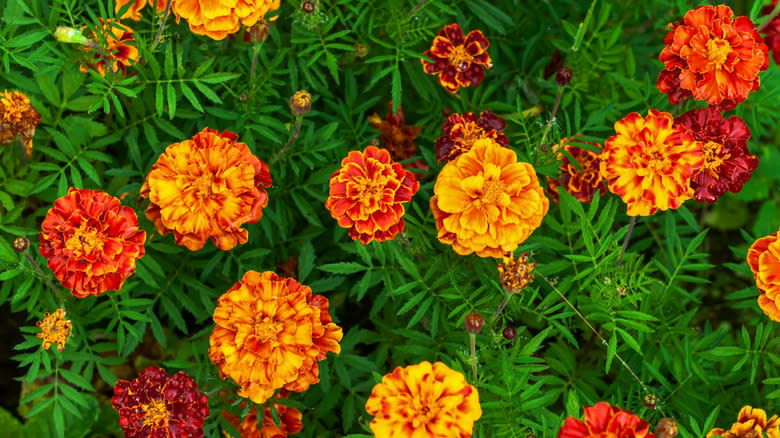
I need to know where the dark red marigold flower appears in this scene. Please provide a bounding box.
[761,0,780,65]
[674,107,758,203]
[546,136,607,204]
[421,23,492,93]
[111,366,209,438]
[367,102,427,179]
[435,109,508,162]
[558,402,655,438]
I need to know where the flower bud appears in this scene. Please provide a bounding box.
[555,66,573,87]
[13,236,29,253]
[642,393,657,409]
[248,19,269,44]
[54,26,89,45]
[289,90,312,117]
[502,326,517,340]
[654,418,678,438]
[301,1,315,13]
[464,312,484,334]
[355,43,368,58]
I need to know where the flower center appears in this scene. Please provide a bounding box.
[455,122,487,152]
[191,173,215,199]
[65,224,105,257]
[480,178,505,205]
[410,400,437,428]
[355,176,388,207]
[700,141,729,178]
[141,399,169,428]
[705,38,731,67]
[253,316,283,344]
[450,45,474,71]
[643,147,672,173]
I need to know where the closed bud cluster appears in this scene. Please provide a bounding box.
[464,312,485,334]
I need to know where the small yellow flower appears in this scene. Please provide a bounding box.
[36,309,72,352]
[497,252,536,293]
[0,90,41,158]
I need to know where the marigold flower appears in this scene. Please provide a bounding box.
[209,271,342,404]
[546,136,607,204]
[747,231,780,322]
[706,406,780,438]
[289,90,312,117]
[0,90,41,158]
[39,188,146,297]
[435,109,508,162]
[558,402,655,438]
[367,103,427,178]
[762,1,780,65]
[600,110,702,217]
[13,236,30,252]
[80,19,139,77]
[325,145,419,244]
[421,23,492,93]
[431,138,548,258]
[140,127,271,251]
[115,0,166,21]
[365,361,482,438]
[36,309,72,352]
[497,252,536,293]
[171,0,280,40]
[222,401,303,438]
[111,365,209,438]
[657,5,769,109]
[674,108,758,204]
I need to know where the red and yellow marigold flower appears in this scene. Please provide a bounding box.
[365,361,482,438]
[0,90,41,158]
[367,103,427,178]
[140,127,271,251]
[657,5,769,110]
[600,110,702,217]
[559,402,655,438]
[546,136,607,204]
[114,0,166,21]
[748,231,780,323]
[222,400,303,438]
[435,109,508,162]
[497,252,536,293]
[209,271,342,404]
[762,1,780,65]
[36,309,72,352]
[111,365,209,438]
[706,406,780,438]
[421,23,492,93]
[674,107,758,204]
[325,145,419,244]
[80,19,139,77]
[171,0,280,40]
[431,138,548,258]
[39,188,146,297]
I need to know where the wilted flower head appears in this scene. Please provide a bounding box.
[367,103,426,178]
[655,418,679,438]
[498,252,536,293]
[706,406,780,438]
[558,402,655,438]
[290,90,312,116]
[435,109,508,162]
[556,66,573,87]
[80,19,139,77]
[421,23,492,93]
[464,312,484,334]
[748,230,780,322]
[36,309,72,352]
[0,90,41,158]
[546,136,607,204]
[171,0,280,40]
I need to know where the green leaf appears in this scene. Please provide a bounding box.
[166,82,177,119]
[318,262,368,275]
[179,82,203,112]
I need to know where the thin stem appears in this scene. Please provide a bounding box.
[272,118,302,163]
[250,45,260,80]
[407,0,428,17]
[617,216,637,266]
[538,88,563,149]
[469,333,477,381]
[759,6,780,33]
[492,293,511,318]
[24,252,60,300]
[150,0,173,52]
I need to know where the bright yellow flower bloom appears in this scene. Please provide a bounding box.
[36,309,72,352]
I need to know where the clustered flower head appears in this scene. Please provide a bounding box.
[657,5,769,110]
[435,109,508,162]
[421,23,492,93]
[546,136,607,204]
[674,108,758,204]
[497,252,536,293]
[367,103,427,178]
[111,365,209,438]
[290,90,312,116]
[365,361,482,438]
[600,110,702,217]
[325,145,419,244]
[36,309,72,352]
[80,19,139,77]
[558,402,655,438]
[762,0,780,65]
[141,127,272,251]
[431,138,549,258]
[171,0,280,40]
[706,405,780,438]
[39,188,146,297]
[114,0,166,21]
[748,230,780,322]
[209,271,343,404]
[222,400,304,438]
[0,90,41,158]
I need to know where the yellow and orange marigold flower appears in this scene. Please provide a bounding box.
[430,138,548,258]
[748,230,780,322]
[558,402,655,438]
[657,5,769,110]
[171,0,280,40]
[36,309,72,352]
[325,145,419,244]
[546,136,607,204]
[365,361,482,438]
[421,23,492,93]
[497,252,536,293]
[222,400,303,438]
[0,90,41,158]
[80,19,139,77]
[39,188,146,297]
[112,365,210,438]
[706,405,780,438]
[140,127,271,251]
[209,271,342,405]
[368,103,427,178]
[600,110,702,217]
[114,0,166,21]
[435,109,508,162]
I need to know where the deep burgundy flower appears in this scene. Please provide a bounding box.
[421,23,492,93]
[761,0,780,65]
[435,109,508,162]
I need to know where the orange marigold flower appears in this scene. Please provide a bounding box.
[367,103,427,178]
[208,271,342,404]
[115,0,166,21]
[80,19,139,77]
[762,0,780,65]
[497,252,536,293]
[140,127,271,251]
[325,145,419,245]
[546,136,607,204]
[706,406,780,438]
[421,23,492,93]
[600,110,702,217]
[365,361,482,438]
[39,188,146,297]
[657,5,769,110]
[112,365,209,438]
[36,309,72,352]
[748,231,780,322]
[222,401,303,438]
[435,109,508,162]
[558,402,655,438]
[171,0,280,40]
[431,138,548,258]
[0,90,41,158]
